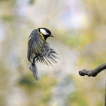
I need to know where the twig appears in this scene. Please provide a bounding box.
[79,63,106,77]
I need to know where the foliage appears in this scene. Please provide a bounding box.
[2,15,13,22]
[17,74,57,106]
[67,91,88,106]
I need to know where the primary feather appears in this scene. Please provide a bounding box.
[35,42,58,65]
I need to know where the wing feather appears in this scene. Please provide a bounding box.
[35,42,58,65]
[27,29,44,62]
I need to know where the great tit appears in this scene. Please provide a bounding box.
[27,28,58,81]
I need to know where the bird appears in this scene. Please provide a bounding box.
[27,28,58,81]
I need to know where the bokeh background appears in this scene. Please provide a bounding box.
[0,0,106,106]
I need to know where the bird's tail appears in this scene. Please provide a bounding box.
[29,63,39,81]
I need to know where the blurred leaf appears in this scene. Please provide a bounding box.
[2,15,13,22]
[28,0,36,5]
[0,0,9,2]
[67,91,88,106]
[17,74,57,106]
[55,31,94,50]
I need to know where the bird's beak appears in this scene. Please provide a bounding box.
[51,34,54,37]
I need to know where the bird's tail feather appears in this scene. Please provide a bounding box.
[29,63,39,81]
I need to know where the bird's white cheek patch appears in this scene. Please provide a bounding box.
[40,29,48,35]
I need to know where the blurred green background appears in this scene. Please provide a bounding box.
[0,0,106,106]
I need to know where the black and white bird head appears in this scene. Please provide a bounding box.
[38,28,53,40]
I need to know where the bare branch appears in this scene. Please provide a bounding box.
[79,63,106,77]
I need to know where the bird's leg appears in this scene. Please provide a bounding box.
[32,57,35,66]
[37,51,43,57]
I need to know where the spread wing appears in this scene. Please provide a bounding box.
[35,42,59,65]
[27,29,44,61]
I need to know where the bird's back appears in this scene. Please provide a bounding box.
[27,29,45,61]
